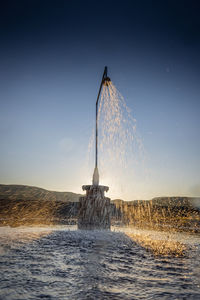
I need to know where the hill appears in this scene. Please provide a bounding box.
[0,184,200,231]
[112,196,200,209]
[0,184,81,226]
[0,184,81,202]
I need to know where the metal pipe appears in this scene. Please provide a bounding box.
[95,66,110,168]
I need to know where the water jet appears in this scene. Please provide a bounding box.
[78,67,111,230]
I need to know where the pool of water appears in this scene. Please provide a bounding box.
[0,226,200,299]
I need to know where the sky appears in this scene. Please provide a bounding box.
[0,0,200,200]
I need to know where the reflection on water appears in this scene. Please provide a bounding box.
[0,226,200,299]
[119,227,189,257]
[128,232,186,257]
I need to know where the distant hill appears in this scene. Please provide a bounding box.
[151,196,200,209]
[0,184,199,230]
[0,184,82,202]
[1,184,199,208]
[112,197,200,210]
[0,184,82,226]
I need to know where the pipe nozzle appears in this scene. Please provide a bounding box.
[103,76,111,86]
[102,66,111,86]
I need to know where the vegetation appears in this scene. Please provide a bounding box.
[112,197,200,233]
[0,184,80,226]
[0,184,199,232]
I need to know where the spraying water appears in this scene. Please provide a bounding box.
[79,66,145,229]
[88,72,144,198]
[99,81,143,167]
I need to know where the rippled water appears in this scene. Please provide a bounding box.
[0,226,200,300]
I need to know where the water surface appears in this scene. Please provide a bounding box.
[0,226,200,299]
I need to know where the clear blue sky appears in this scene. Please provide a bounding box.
[0,0,200,200]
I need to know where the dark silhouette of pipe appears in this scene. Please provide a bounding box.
[93,67,111,185]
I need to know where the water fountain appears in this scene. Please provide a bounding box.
[78,67,111,229]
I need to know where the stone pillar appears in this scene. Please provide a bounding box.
[78,185,111,230]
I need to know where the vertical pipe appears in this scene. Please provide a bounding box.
[95,67,107,169]
[95,99,98,168]
[95,80,102,168]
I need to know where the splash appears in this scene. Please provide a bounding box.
[113,197,200,234]
[99,82,144,167]
[87,81,145,197]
